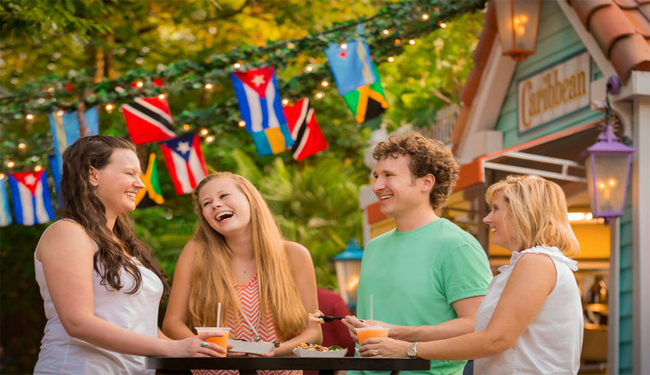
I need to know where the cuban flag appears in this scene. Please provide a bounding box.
[230,66,294,156]
[160,134,208,195]
[48,107,99,175]
[8,170,55,226]
[0,178,12,227]
[284,98,328,161]
[121,97,176,145]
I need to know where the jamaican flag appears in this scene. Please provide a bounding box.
[136,153,165,209]
[342,63,389,124]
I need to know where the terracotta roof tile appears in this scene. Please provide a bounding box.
[590,5,637,55]
[609,33,650,82]
[639,3,650,19]
[615,0,641,9]
[569,0,613,28]
[569,0,650,83]
[623,8,650,37]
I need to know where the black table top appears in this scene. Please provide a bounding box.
[147,356,430,372]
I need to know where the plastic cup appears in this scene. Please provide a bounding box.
[356,326,389,345]
[195,327,230,354]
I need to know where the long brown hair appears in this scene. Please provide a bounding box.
[187,172,306,340]
[485,175,580,257]
[61,135,168,294]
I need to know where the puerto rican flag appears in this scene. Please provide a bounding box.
[121,97,176,145]
[8,170,55,226]
[284,98,328,161]
[231,66,294,156]
[160,134,208,195]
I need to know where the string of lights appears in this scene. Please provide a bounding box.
[0,0,487,175]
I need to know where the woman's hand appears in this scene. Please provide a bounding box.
[357,337,410,358]
[168,332,227,357]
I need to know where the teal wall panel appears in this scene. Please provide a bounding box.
[494,0,604,149]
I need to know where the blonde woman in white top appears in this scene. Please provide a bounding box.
[358,175,583,375]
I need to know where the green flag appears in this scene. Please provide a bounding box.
[136,153,165,208]
[342,63,389,123]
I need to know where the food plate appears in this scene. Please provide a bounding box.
[292,345,347,358]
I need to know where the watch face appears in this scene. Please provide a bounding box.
[408,343,417,357]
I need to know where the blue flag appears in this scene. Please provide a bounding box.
[48,107,99,175]
[326,36,377,96]
[48,154,63,209]
[0,177,12,227]
[8,170,55,226]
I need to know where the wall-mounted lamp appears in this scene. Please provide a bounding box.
[494,0,543,62]
[584,77,634,224]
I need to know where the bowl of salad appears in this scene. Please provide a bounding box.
[293,343,348,357]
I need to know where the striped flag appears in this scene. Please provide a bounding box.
[48,107,99,175]
[342,63,389,123]
[230,66,294,156]
[284,98,328,161]
[135,153,165,208]
[160,135,208,195]
[0,177,12,227]
[48,154,63,209]
[121,97,176,145]
[8,170,55,226]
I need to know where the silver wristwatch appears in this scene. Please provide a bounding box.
[407,342,418,358]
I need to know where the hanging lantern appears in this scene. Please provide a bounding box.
[494,0,542,62]
[584,77,634,223]
[333,239,364,311]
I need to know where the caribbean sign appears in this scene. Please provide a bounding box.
[518,52,590,133]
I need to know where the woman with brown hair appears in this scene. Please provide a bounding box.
[163,172,322,372]
[34,135,224,375]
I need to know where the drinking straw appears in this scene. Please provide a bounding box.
[370,294,374,322]
[217,302,222,328]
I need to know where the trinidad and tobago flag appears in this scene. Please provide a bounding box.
[121,97,176,145]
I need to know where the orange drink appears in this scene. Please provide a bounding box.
[195,327,230,355]
[356,326,389,345]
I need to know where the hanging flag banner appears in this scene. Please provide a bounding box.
[230,66,294,156]
[8,170,55,226]
[343,63,389,123]
[48,154,64,209]
[160,134,208,195]
[135,153,165,208]
[284,98,328,161]
[0,178,12,227]
[48,107,99,174]
[325,28,377,96]
[121,97,176,145]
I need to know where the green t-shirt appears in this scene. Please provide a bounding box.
[352,218,492,375]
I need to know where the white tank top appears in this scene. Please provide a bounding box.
[473,245,584,375]
[33,219,163,375]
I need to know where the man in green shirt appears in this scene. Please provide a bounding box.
[343,132,492,375]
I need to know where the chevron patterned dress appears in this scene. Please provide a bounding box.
[193,274,302,375]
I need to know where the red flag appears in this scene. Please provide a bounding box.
[121,97,176,145]
[284,98,328,161]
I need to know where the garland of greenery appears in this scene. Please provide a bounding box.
[0,0,486,171]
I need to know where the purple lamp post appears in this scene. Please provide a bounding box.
[584,77,634,224]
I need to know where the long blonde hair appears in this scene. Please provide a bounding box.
[486,175,580,257]
[187,172,306,340]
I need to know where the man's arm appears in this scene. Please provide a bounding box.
[389,295,483,341]
[343,295,483,343]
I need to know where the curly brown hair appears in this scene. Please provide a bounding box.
[372,132,459,210]
[61,135,169,295]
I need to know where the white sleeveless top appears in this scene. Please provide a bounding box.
[474,245,583,375]
[33,220,163,375]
